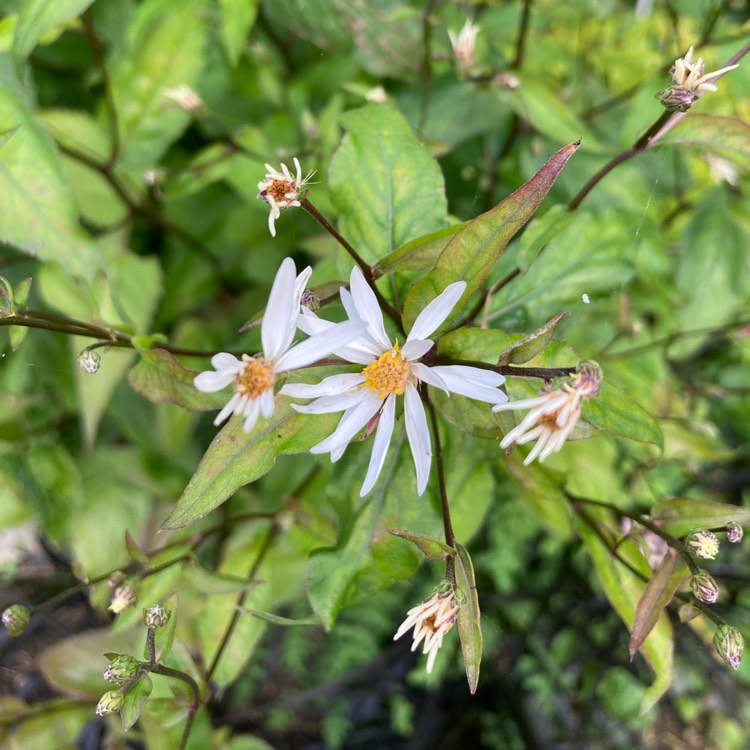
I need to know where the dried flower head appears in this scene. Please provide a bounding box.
[493,361,601,465]
[686,529,720,560]
[713,624,744,670]
[394,582,458,673]
[257,158,314,237]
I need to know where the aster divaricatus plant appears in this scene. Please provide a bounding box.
[659,46,738,111]
[257,157,314,237]
[194,258,363,433]
[280,267,508,496]
[493,361,602,465]
[393,582,458,674]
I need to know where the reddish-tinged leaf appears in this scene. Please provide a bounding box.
[629,549,687,660]
[402,140,580,332]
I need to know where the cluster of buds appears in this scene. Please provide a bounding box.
[2,604,30,637]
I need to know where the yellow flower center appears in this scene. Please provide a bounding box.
[236,355,275,398]
[267,178,294,203]
[361,342,412,400]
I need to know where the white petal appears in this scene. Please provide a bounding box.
[493,395,547,413]
[294,266,313,305]
[210,352,240,370]
[242,399,262,432]
[431,364,505,387]
[292,390,368,414]
[262,258,298,361]
[194,369,236,393]
[428,366,508,403]
[297,308,328,336]
[404,384,431,495]
[411,362,450,394]
[360,395,396,496]
[281,373,366,399]
[276,320,365,371]
[407,281,466,342]
[214,392,242,426]
[349,267,391,351]
[310,396,380,455]
[259,388,275,418]
[402,338,434,361]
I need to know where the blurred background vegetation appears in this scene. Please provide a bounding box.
[0,0,749,748]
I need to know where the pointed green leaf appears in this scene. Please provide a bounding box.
[651,498,750,537]
[629,549,687,661]
[120,673,153,731]
[402,141,580,331]
[13,0,95,63]
[388,529,455,560]
[236,608,321,627]
[128,348,226,411]
[499,311,569,365]
[329,104,448,264]
[454,544,482,694]
[375,224,464,275]
[517,204,576,273]
[219,0,259,65]
[163,395,340,529]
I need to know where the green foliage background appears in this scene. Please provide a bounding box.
[0,0,749,748]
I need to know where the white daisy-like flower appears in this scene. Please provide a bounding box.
[257,158,314,237]
[393,582,458,674]
[194,258,363,433]
[493,361,601,465]
[448,19,480,72]
[670,46,738,94]
[162,84,203,112]
[280,267,508,496]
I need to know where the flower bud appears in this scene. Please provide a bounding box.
[108,571,125,588]
[78,349,101,374]
[657,85,696,112]
[109,578,140,614]
[96,690,124,716]
[686,529,720,560]
[726,521,743,544]
[103,654,141,686]
[143,605,170,629]
[691,571,719,604]
[2,604,30,636]
[713,625,744,670]
[300,289,320,312]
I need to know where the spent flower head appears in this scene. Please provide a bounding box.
[713,624,744,670]
[282,267,507,496]
[393,581,458,674]
[257,157,314,237]
[686,529,720,560]
[658,46,738,111]
[493,361,601,465]
[194,258,364,434]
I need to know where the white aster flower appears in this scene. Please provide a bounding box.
[394,582,458,674]
[493,361,601,465]
[281,267,507,496]
[448,19,480,73]
[194,258,363,433]
[162,84,203,112]
[257,157,314,237]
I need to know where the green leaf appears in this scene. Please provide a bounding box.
[7,278,29,350]
[120,673,153,732]
[517,204,576,273]
[499,311,569,365]
[152,592,178,662]
[236,607,321,627]
[584,381,663,450]
[0,83,101,278]
[402,141,580,332]
[329,104,448,264]
[108,0,208,169]
[577,507,673,714]
[656,114,750,171]
[454,544,482,694]
[163,395,340,529]
[651,499,750,537]
[388,529,455,560]
[128,348,226,411]
[374,224,464,275]
[629,549,687,661]
[13,0,95,64]
[219,0,259,65]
